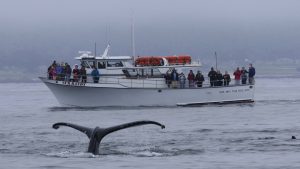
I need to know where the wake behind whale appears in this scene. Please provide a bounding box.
[52,121,165,155]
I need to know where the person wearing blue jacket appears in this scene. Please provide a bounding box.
[91,66,100,83]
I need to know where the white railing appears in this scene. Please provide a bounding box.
[44,73,254,89]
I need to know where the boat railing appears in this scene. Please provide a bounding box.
[44,72,254,89]
[98,76,165,88]
[45,73,167,88]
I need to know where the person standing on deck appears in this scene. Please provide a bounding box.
[216,70,223,86]
[241,67,248,84]
[171,69,179,88]
[60,62,66,81]
[65,63,72,84]
[223,71,231,86]
[91,66,100,83]
[187,70,195,88]
[248,64,256,84]
[233,67,241,85]
[195,71,205,87]
[80,66,87,84]
[164,70,172,88]
[55,63,62,81]
[208,67,217,87]
[72,64,80,84]
[179,72,186,88]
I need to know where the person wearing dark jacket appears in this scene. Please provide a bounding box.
[65,63,72,84]
[241,67,248,84]
[208,67,217,87]
[223,71,231,86]
[216,70,223,86]
[195,71,205,87]
[248,64,256,84]
[72,64,80,83]
[80,66,87,84]
[164,70,172,88]
[171,69,179,88]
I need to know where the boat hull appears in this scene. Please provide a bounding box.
[40,77,255,107]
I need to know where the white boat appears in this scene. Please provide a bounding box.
[40,76,254,107]
[41,45,254,107]
[41,66,255,107]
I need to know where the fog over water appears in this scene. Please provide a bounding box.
[1,0,300,81]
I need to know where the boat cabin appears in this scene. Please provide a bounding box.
[75,49,133,76]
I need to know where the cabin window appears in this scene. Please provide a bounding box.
[98,61,106,69]
[81,60,94,68]
[124,68,162,78]
[107,61,123,67]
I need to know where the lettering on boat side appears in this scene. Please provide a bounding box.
[57,81,86,86]
[219,89,250,94]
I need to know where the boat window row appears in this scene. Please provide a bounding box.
[80,60,124,69]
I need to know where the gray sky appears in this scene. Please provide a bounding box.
[1,0,300,72]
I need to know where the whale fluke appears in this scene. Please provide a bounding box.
[52,120,165,155]
[53,122,93,138]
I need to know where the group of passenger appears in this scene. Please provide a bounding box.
[165,63,255,88]
[48,60,102,84]
[232,64,256,85]
[208,68,231,87]
[208,63,255,87]
[165,69,205,88]
[47,60,88,85]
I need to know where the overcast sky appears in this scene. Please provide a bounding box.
[1,0,300,72]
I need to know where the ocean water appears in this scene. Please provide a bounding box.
[1,77,300,169]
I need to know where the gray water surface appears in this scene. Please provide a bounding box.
[1,77,300,169]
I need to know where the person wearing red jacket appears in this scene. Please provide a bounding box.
[187,70,195,88]
[233,67,241,85]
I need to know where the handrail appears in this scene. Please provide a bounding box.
[43,72,254,89]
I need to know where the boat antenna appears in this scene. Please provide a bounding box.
[131,11,136,59]
[215,51,218,70]
[106,24,111,45]
[94,42,97,57]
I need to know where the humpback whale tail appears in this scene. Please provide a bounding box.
[52,120,165,155]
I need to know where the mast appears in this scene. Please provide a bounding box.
[215,51,218,70]
[131,13,136,58]
[106,24,110,45]
[94,42,97,57]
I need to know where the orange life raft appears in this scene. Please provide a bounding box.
[135,56,191,66]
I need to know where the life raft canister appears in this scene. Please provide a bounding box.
[177,56,191,64]
[164,56,178,65]
[135,55,191,66]
[135,56,164,66]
